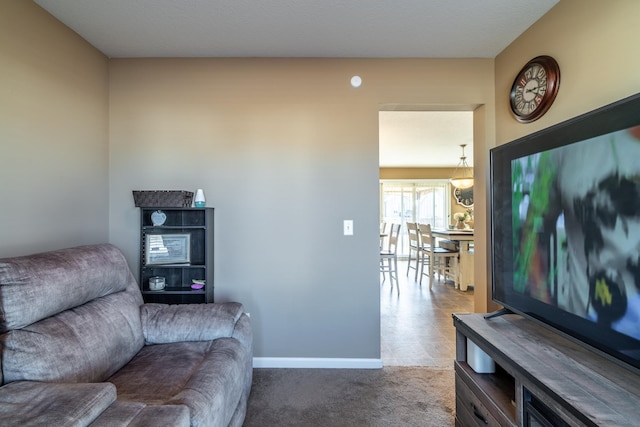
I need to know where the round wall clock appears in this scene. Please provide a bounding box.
[454,186,474,208]
[510,55,560,123]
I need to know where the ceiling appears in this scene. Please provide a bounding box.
[33,0,558,167]
[34,0,558,58]
[379,111,473,167]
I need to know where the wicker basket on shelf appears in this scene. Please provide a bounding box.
[132,190,194,207]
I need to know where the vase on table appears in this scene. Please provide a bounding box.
[456,219,466,229]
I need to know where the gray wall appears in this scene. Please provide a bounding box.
[2,2,496,363]
[108,58,494,360]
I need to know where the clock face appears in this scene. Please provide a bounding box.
[510,56,560,123]
[512,65,547,115]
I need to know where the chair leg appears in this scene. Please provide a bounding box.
[418,251,426,286]
[429,255,436,290]
[393,255,399,293]
[406,249,419,282]
[381,256,398,292]
[385,259,391,284]
[381,256,399,293]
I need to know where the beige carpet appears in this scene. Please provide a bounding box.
[243,366,455,426]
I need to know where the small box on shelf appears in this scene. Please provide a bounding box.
[467,338,495,373]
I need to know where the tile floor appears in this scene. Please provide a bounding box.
[381,260,474,367]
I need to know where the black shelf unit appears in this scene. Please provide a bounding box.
[139,207,214,304]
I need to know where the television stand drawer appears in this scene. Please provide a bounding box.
[456,372,505,426]
[455,361,517,427]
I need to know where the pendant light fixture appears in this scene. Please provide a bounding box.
[449,144,474,189]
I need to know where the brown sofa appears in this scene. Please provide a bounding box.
[0,244,252,427]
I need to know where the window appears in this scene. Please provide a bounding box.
[380,180,450,257]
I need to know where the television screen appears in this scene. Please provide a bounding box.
[491,93,640,371]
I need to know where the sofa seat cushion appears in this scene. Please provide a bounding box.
[2,287,144,384]
[0,381,116,427]
[108,339,250,427]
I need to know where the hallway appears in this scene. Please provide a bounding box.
[381,260,474,367]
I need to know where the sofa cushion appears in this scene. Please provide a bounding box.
[0,381,116,427]
[167,339,248,427]
[108,342,215,404]
[141,302,243,344]
[0,244,140,333]
[2,286,145,384]
[88,401,146,427]
[108,339,249,427]
[89,401,190,427]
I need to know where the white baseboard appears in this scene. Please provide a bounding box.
[253,357,383,369]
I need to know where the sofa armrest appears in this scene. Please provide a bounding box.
[141,302,245,344]
[0,381,116,427]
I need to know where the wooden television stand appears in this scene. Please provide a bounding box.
[453,313,640,426]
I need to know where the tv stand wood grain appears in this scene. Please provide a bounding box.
[453,313,640,427]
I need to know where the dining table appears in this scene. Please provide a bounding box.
[431,228,474,291]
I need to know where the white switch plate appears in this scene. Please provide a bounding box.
[343,220,354,236]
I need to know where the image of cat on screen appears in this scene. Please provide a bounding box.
[512,126,640,340]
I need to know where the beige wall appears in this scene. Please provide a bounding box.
[485,0,640,310]
[109,58,494,359]
[379,167,456,180]
[496,0,640,143]
[0,1,109,257]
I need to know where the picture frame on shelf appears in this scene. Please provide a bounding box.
[145,233,191,265]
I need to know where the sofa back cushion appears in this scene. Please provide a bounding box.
[0,244,145,384]
[2,284,145,383]
[0,244,139,332]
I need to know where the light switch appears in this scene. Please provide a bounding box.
[343,220,354,236]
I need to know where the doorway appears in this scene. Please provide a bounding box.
[379,109,475,366]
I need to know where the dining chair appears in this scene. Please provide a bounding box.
[379,221,388,248]
[417,223,459,289]
[380,223,401,293]
[405,222,421,281]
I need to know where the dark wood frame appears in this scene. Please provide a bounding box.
[454,313,640,426]
[509,55,561,123]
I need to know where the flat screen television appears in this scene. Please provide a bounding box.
[490,92,640,372]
